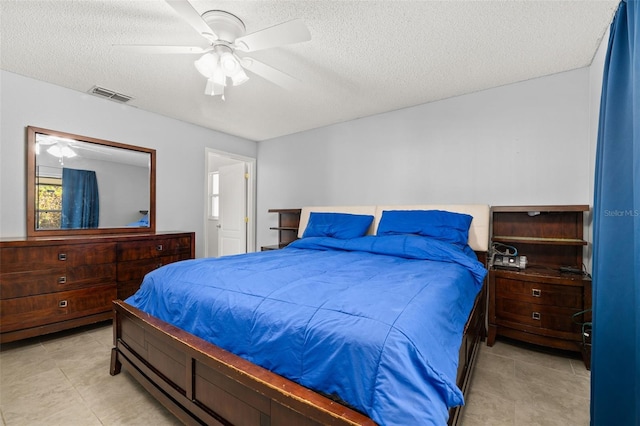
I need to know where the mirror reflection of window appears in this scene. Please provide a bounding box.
[35,172,62,229]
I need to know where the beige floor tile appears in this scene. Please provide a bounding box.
[515,399,590,426]
[515,359,591,401]
[460,385,516,425]
[465,364,535,403]
[85,323,114,348]
[460,412,515,426]
[0,342,58,386]
[484,339,577,375]
[24,403,102,426]
[78,370,153,419]
[570,358,591,378]
[475,349,516,377]
[99,391,182,426]
[0,370,86,425]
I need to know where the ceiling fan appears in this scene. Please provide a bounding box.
[120,0,311,100]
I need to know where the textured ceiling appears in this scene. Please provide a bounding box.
[0,0,619,141]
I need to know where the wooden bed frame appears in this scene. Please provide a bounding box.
[111,205,489,426]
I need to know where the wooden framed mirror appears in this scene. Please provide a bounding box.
[26,126,156,237]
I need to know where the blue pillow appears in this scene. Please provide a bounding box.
[376,210,473,246]
[302,212,374,239]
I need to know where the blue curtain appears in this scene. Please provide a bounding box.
[592,1,639,425]
[61,168,100,228]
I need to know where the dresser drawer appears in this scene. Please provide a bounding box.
[494,277,582,308]
[117,237,192,262]
[0,243,116,273]
[0,264,116,299]
[0,284,116,333]
[495,297,581,333]
[117,255,184,282]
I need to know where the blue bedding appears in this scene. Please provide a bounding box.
[126,235,487,425]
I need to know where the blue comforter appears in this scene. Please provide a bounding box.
[126,235,487,425]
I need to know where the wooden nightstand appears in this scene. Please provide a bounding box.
[487,205,591,369]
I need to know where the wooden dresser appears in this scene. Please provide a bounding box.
[0,232,194,343]
[487,205,591,368]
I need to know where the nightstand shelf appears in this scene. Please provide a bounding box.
[262,209,301,251]
[493,236,588,245]
[487,205,591,369]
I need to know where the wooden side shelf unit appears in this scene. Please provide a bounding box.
[487,205,592,369]
[262,208,301,251]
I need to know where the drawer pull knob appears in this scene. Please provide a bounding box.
[156,244,163,251]
[532,288,542,297]
[532,312,541,320]
[58,276,67,284]
[58,253,67,261]
[58,300,68,308]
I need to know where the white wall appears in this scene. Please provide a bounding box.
[0,70,257,257]
[257,68,595,248]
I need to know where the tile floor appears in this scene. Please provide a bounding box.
[0,322,590,425]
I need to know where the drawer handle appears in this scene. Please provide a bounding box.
[58,253,67,261]
[156,244,163,251]
[532,312,541,320]
[58,276,67,284]
[58,300,68,308]
[532,288,541,297]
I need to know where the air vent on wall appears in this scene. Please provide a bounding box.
[88,86,133,103]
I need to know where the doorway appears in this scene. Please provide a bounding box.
[204,148,256,258]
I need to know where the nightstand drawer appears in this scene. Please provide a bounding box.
[495,277,582,308]
[496,298,581,333]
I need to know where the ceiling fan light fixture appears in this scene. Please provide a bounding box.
[205,78,225,97]
[194,52,218,78]
[220,51,238,73]
[219,52,249,86]
[229,62,249,86]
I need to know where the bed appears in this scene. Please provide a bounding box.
[110,204,489,426]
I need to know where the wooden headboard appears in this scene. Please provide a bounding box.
[298,204,490,252]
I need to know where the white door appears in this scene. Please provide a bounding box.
[218,162,247,256]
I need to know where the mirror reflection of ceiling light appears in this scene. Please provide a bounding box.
[47,144,77,159]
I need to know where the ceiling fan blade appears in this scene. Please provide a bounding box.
[240,57,302,89]
[234,19,310,52]
[165,0,217,42]
[116,45,208,54]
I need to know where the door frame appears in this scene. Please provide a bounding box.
[204,148,256,257]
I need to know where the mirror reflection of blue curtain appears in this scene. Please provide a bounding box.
[61,168,100,228]
[592,1,639,425]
